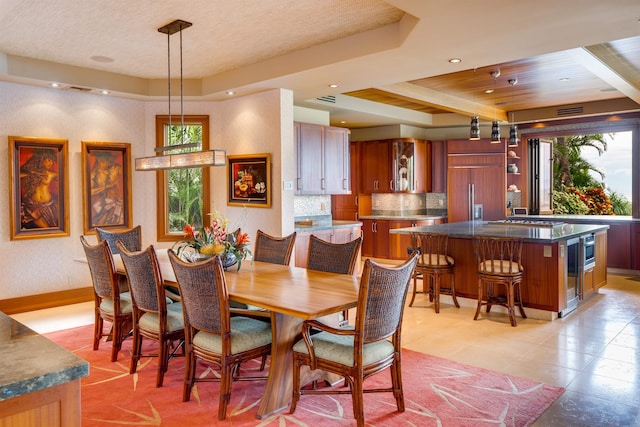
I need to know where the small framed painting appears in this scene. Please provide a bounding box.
[227,153,271,208]
[81,141,133,234]
[8,136,70,240]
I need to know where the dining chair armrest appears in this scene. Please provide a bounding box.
[301,319,356,369]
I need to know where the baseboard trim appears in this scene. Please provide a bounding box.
[0,287,94,315]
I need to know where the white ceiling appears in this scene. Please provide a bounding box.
[1,0,639,128]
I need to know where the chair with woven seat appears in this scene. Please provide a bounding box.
[290,252,419,427]
[80,235,133,362]
[117,242,185,387]
[472,236,527,327]
[253,229,296,265]
[409,232,459,313]
[168,250,272,420]
[307,234,362,326]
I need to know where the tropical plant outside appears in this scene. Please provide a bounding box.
[552,134,631,216]
[166,124,205,232]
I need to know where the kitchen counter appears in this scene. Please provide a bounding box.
[390,220,608,242]
[391,220,609,318]
[294,220,362,233]
[359,214,448,221]
[0,311,88,425]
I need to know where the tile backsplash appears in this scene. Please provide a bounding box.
[371,193,447,216]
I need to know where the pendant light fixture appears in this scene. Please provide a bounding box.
[135,19,225,171]
[470,68,480,140]
[508,78,519,147]
[490,70,500,143]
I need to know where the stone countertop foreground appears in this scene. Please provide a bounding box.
[0,311,89,401]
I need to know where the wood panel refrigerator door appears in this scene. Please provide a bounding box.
[470,166,506,221]
[447,168,473,223]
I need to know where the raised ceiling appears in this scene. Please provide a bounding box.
[1,0,639,128]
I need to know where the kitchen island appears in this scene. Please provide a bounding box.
[391,220,609,319]
[0,311,88,426]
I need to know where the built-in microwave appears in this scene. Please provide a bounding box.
[581,233,596,269]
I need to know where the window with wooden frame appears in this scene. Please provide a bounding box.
[155,115,210,242]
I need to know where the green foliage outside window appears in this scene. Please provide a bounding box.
[166,124,204,232]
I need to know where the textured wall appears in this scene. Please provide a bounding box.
[0,82,293,299]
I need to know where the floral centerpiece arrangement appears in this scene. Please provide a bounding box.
[172,210,252,270]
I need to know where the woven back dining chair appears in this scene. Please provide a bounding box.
[117,242,185,387]
[253,229,297,265]
[472,236,527,327]
[80,235,133,362]
[96,225,142,254]
[306,234,362,326]
[168,249,272,420]
[290,252,419,427]
[409,232,459,313]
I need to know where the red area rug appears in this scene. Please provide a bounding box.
[45,325,563,426]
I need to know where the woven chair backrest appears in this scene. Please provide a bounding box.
[473,236,523,274]
[118,243,164,313]
[307,235,362,274]
[80,236,118,300]
[97,225,142,255]
[356,253,418,343]
[168,250,226,334]
[253,230,296,265]
[410,233,452,266]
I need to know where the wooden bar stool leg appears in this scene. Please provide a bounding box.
[450,273,460,308]
[433,274,440,313]
[474,279,483,321]
[409,273,419,307]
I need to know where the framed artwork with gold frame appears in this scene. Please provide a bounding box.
[81,141,132,234]
[227,153,271,208]
[8,136,70,240]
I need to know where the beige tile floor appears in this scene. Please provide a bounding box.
[12,272,640,426]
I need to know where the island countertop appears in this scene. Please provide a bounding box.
[389,220,609,242]
[0,311,89,402]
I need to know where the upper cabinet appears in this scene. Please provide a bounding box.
[294,122,350,195]
[359,138,430,194]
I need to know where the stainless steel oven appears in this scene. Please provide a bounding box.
[581,233,596,270]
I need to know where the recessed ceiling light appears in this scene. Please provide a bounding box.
[328,84,339,88]
[226,90,235,95]
[484,89,494,94]
[50,83,61,88]
[448,58,462,63]
[100,90,110,95]
[340,120,346,124]
[559,77,570,81]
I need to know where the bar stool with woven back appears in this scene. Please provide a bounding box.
[472,236,527,327]
[409,233,459,313]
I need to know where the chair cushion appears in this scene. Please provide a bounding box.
[420,253,454,266]
[479,260,523,274]
[100,292,133,315]
[192,317,272,355]
[292,330,394,367]
[138,303,184,333]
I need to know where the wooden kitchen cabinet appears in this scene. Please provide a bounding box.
[388,219,438,260]
[332,141,359,221]
[431,140,447,193]
[294,122,350,195]
[360,138,429,194]
[361,219,390,259]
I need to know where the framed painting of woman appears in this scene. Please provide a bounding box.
[81,141,132,234]
[8,136,70,240]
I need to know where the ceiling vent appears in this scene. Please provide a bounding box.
[557,106,584,116]
[316,95,336,104]
[67,86,92,92]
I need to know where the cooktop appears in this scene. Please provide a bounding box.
[487,219,565,228]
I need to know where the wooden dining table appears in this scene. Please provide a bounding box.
[112,249,359,419]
